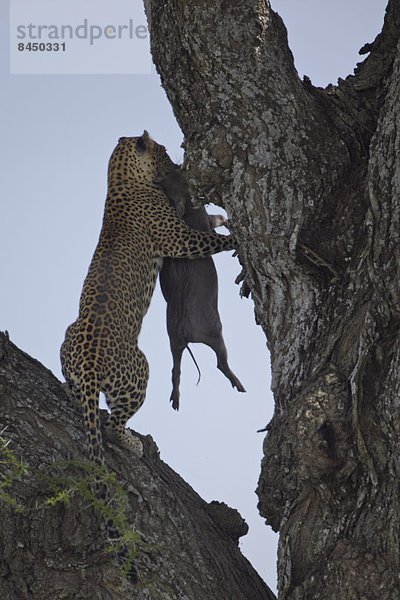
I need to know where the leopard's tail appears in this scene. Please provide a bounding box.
[79,378,104,466]
[74,380,139,584]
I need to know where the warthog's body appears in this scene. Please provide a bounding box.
[158,168,245,410]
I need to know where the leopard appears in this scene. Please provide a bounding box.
[60,130,235,581]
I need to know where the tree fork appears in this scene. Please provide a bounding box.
[144,0,400,597]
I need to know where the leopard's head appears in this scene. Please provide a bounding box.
[108,131,176,185]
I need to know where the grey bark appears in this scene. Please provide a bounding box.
[0,332,275,599]
[144,0,400,598]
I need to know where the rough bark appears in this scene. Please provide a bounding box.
[0,332,275,600]
[144,0,400,597]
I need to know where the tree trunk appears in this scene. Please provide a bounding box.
[144,1,400,597]
[0,332,275,599]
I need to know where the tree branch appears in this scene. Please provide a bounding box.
[0,333,275,599]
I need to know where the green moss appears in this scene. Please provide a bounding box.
[0,435,141,576]
[0,431,28,510]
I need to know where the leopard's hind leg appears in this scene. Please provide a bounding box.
[102,346,149,458]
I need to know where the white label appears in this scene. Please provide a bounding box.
[10,0,151,74]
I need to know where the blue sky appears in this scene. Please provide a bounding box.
[1,0,387,591]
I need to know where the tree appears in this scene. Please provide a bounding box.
[143,0,400,597]
[0,332,275,599]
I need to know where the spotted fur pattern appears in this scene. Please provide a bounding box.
[60,131,234,580]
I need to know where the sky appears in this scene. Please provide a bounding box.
[1,0,387,593]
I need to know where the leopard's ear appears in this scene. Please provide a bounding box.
[136,130,150,153]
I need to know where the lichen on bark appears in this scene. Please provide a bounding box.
[144,0,400,597]
[0,332,275,599]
